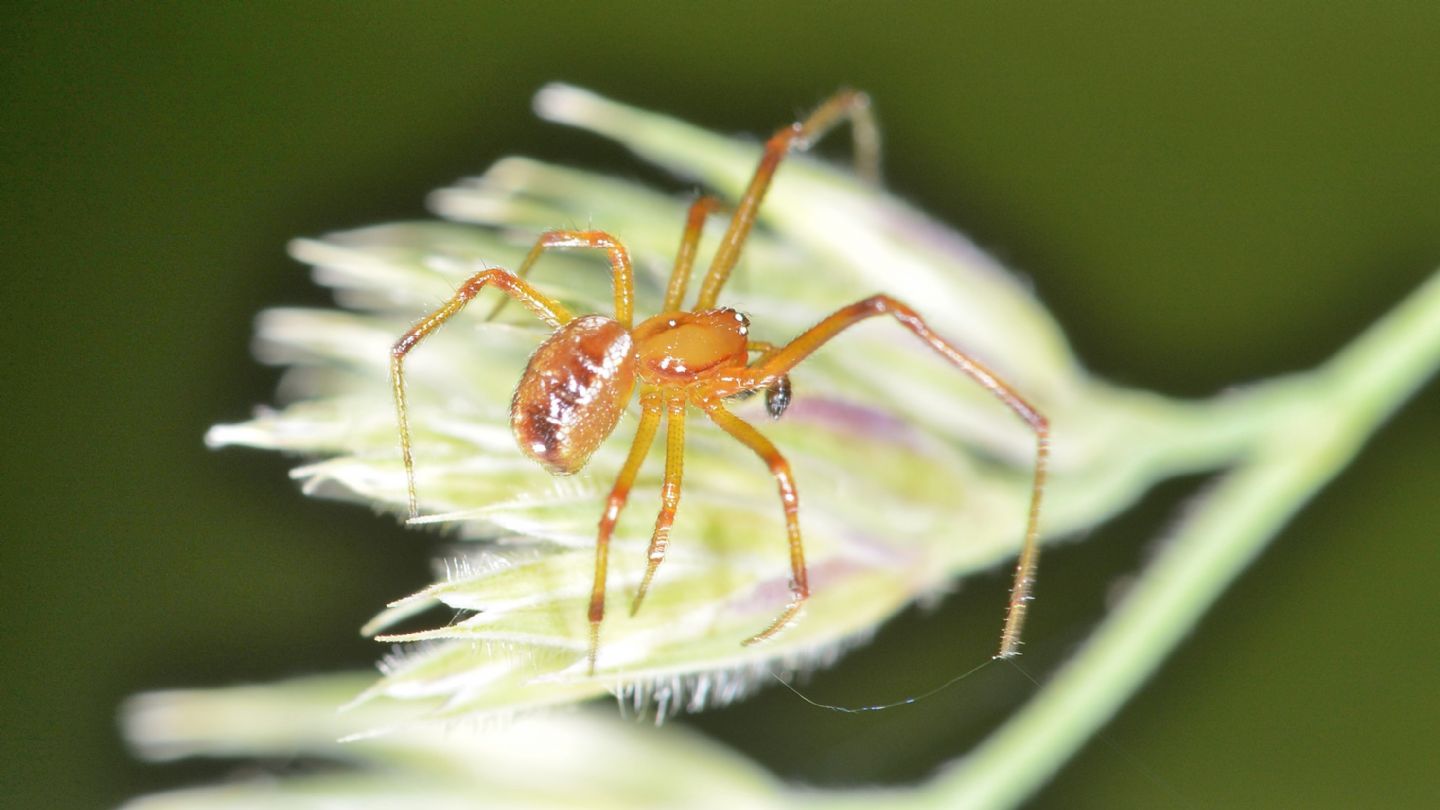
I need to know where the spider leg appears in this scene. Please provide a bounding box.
[699,400,808,645]
[661,195,723,312]
[711,295,1050,659]
[484,229,637,327]
[631,393,688,617]
[391,268,573,518]
[587,389,664,674]
[693,89,879,310]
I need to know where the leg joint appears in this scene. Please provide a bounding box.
[457,267,507,299]
[858,293,911,317]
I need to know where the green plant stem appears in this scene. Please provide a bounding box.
[915,269,1440,809]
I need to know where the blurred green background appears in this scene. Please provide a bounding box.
[4,4,1437,808]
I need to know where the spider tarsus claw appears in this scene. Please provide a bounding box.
[741,623,775,647]
[631,563,660,616]
[743,600,804,646]
[994,641,1023,661]
[586,621,601,676]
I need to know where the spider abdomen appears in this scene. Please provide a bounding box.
[511,315,637,475]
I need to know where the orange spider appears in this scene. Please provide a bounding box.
[390,91,1049,673]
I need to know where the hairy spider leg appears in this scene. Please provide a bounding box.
[626,345,794,624]
[699,401,808,644]
[485,229,636,327]
[587,388,664,673]
[630,393,689,617]
[391,268,574,518]
[702,294,1050,658]
[661,195,723,312]
[693,89,880,311]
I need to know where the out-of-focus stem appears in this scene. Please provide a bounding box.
[922,269,1440,808]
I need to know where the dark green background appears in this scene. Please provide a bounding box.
[5,4,1438,808]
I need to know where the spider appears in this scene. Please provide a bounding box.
[390,90,1050,673]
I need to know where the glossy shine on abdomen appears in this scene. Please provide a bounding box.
[511,315,636,475]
